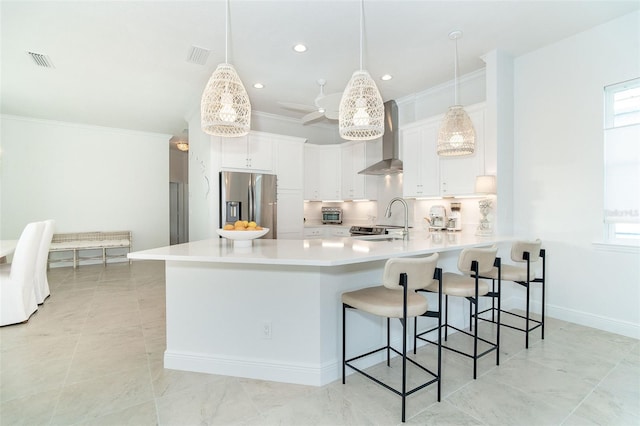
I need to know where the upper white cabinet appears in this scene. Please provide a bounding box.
[220,132,274,172]
[401,102,487,198]
[304,144,341,201]
[340,139,380,201]
[401,119,440,198]
[439,105,485,196]
[275,135,305,190]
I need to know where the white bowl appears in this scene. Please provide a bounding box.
[217,228,269,247]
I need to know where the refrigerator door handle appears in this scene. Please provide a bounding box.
[248,178,255,221]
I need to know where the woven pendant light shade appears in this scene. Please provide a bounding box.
[339,70,384,141]
[437,105,476,156]
[201,63,251,137]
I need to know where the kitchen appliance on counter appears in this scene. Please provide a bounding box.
[428,205,447,230]
[321,207,343,224]
[220,171,277,239]
[447,202,462,231]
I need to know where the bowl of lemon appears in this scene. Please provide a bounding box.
[217,221,269,247]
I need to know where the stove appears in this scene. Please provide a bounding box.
[349,225,414,236]
[349,226,387,236]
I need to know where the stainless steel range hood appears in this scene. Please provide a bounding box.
[358,100,402,175]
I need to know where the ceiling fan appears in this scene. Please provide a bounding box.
[278,79,342,124]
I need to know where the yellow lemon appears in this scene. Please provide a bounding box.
[234,220,244,228]
[223,224,234,230]
[248,221,257,228]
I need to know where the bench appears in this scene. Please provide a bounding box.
[48,231,132,269]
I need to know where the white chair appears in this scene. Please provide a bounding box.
[34,219,55,304]
[475,239,545,348]
[0,222,44,326]
[342,254,442,423]
[416,246,501,379]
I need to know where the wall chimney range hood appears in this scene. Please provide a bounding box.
[358,100,402,175]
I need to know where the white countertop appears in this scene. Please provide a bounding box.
[129,231,508,267]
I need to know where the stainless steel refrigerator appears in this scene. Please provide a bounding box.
[219,171,277,239]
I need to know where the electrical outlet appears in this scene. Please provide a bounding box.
[261,321,272,339]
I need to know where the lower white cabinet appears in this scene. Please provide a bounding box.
[303,227,324,239]
[303,226,351,239]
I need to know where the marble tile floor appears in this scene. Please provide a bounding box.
[1,260,638,425]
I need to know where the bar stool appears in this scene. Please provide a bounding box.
[342,254,442,423]
[475,239,545,348]
[416,246,501,379]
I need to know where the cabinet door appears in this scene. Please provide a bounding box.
[318,146,341,200]
[276,137,304,190]
[220,135,249,169]
[304,145,321,200]
[247,133,274,171]
[401,124,439,197]
[277,190,304,239]
[439,107,485,196]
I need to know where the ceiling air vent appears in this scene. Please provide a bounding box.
[27,51,54,68]
[186,45,210,65]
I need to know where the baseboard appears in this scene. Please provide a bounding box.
[545,304,640,340]
[165,350,341,386]
[502,295,639,340]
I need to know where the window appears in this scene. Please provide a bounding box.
[604,78,640,241]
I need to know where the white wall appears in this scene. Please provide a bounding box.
[513,11,640,338]
[187,110,215,242]
[0,115,170,252]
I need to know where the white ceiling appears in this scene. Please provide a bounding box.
[1,0,638,138]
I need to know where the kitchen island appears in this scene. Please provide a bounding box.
[129,232,509,386]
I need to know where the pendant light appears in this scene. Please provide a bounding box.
[339,0,384,141]
[201,0,251,137]
[437,30,475,156]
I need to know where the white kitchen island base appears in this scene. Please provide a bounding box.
[130,234,509,386]
[163,259,398,386]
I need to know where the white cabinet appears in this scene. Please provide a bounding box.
[220,132,274,171]
[439,105,485,196]
[275,135,305,239]
[277,190,304,239]
[303,227,325,239]
[275,135,305,190]
[304,144,341,201]
[341,142,365,200]
[401,118,440,198]
[341,141,378,200]
[328,227,351,237]
[401,102,486,198]
[303,226,350,239]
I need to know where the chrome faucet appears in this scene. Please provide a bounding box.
[384,197,409,240]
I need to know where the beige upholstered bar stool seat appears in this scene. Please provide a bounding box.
[476,239,545,348]
[417,246,501,380]
[342,254,442,423]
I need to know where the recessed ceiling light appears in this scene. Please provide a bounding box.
[381,74,393,81]
[253,83,264,89]
[293,44,307,53]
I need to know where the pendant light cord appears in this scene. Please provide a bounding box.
[359,0,363,70]
[225,0,229,63]
[454,35,459,105]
